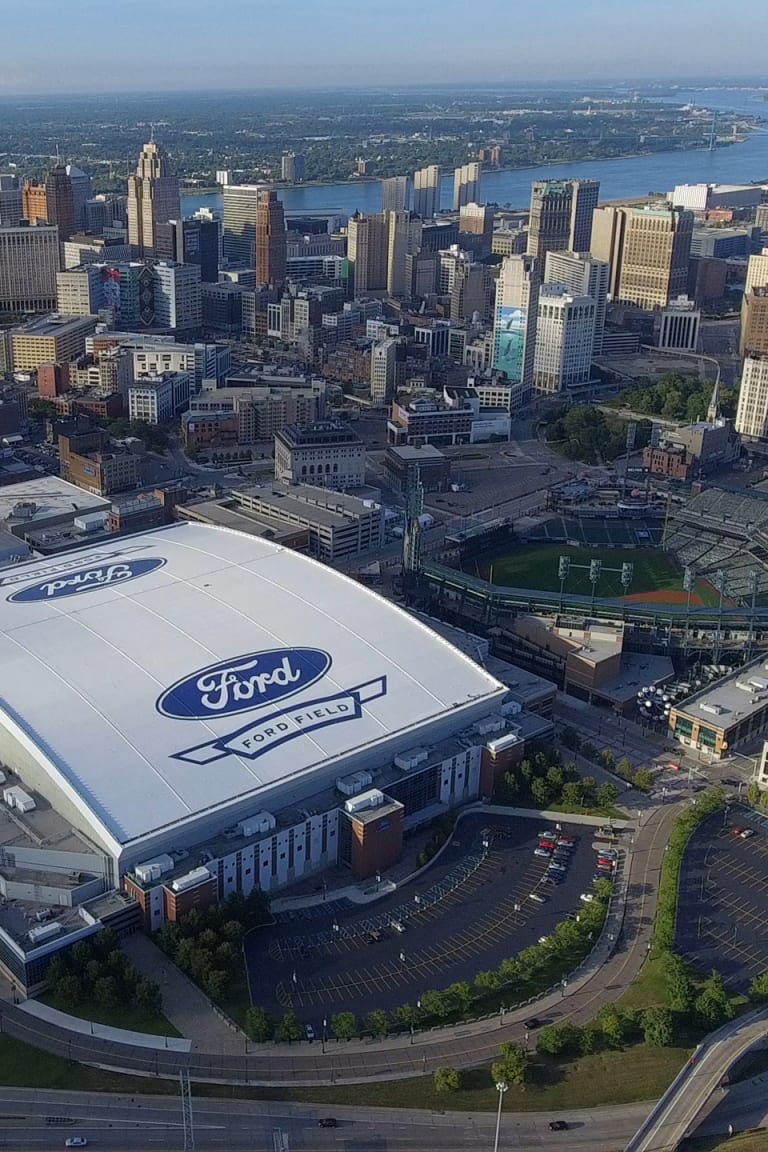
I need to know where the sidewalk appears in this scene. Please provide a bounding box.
[122,933,245,1055]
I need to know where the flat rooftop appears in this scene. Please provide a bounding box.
[12,314,97,338]
[0,477,110,529]
[674,656,768,730]
[387,445,447,462]
[178,498,308,544]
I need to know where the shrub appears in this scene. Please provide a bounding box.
[434,1066,461,1092]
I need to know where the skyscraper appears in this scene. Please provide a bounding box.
[22,181,49,226]
[127,140,181,258]
[452,163,481,211]
[281,152,305,183]
[370,337,400,405]
[493,254,540,405]
[0,175,22,227]
[590,205,628,298]
[347,213,389,294]
[459,202,494,258]
[533,286,596,394]
[413,166,440,220]
[66,164,93,232]
[381,176,411,215]
[255,189,286,287]
[745,249,768,294]
[386,211,422,297]
[735,354,768,441]
[615,206,693,311]
[544,250,609,355]
[0,224,60,315]
[155,217,221,283]
[526,179,600,262]
[44,166,76,242]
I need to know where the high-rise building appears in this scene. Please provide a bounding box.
[735,354,768,440]
[493,254,540,404]
[347,212,389,294]
[745,249,768,294]
[741,288,768,358]
[450,258,490,324]
[222,184,265,265]
[155,217,220,283]
[459,202,494,258]
[533,286,596,394]
[527,179,599,262]
[281,152,305,183]
[544,250,609,355]
[0,175,22,227]
[381,176,411,215]
[66,165,93,232]
[413,166,440,220]
[22,181,49,226]
[590,205,628,298]
[127,140,181,258]
[615,206,693,311]
[152,262,202,330]
[56,264,106,317]
[370,337,400,405]
[387,211,422,297]
[0,224,60,315]
[255,189,286,287]
[452,163,481,211]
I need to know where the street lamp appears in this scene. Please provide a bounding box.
[322,1016,328,1053]
[561,977,568,999]
[493,1081,508,1152]
[482,836,490,857]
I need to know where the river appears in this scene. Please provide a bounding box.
[181,88,768,219]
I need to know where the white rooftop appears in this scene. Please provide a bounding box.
[0,477,111,527]
[0,523,504,855]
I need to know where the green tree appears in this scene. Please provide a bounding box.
[748,972,768,1002]
[662,952,695,1012]
[596,1005,627,1048]
[579,1024,600,1054]
[421,989,451,1018]
[331,1011,358,1040]
[276,1010,304,1043]
[491,1042,530,1086]
[633,767,653,792]
[135,979,162,1015]
[475,969,500,993]
[93,975,120,1009]
[394,1004,417,1029]
[581,776,597,804]
[580,741,597,762]
[433,1066,461,1092]
[498,957,522,984]
[447,982,474,1015]
[560,727,581,752]
[366,1009,391,1038]
[747,781,762,808]
[593,877,614,902]
[641,1006,674,1048]
[531,777,555,807]
[56,973,83,1007]
[598,749,615,771]
[204,969,229,1000]
[546,765,565,792]
[536,1024,568,1055]
[245,1005,274,1042]
[695,971,735,1029]
[597,782,619,809]
[616,757,634,781]
[561,781,583,807]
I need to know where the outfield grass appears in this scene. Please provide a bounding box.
[477,544,719,604]
[38,991,181,1038]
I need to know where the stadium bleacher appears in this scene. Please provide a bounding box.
[667,487,768,603]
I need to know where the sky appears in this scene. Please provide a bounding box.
[1,0,764,93]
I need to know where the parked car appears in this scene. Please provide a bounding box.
[390,919,406,933]
[534,848,552,858]
[64,1142,89,1149]
[721,777,740,786]
[740,828,755,839]
[539,838,557,848]
[318,1117,338,1128]
[580,892,595,903]
[305,1024,315,1041]
[529,892,547,903]
[557,835,576,845]
[368,929,385,943]
[548,862,567,873]
[549,1120,569,1131]
[524,1017,541,1029]
[538,935,550,945]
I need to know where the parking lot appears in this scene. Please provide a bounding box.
[676,805,768,990]
[245,814,619,1029]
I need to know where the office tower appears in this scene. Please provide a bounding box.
[493,254,540,403]
[616,207,693,311]
[381,176,410,215]
[347,212,389,293]
[155,217,220,283]
[66,164,93,231]
[22,181,48,225]
[281,152,305,183]
[533,285,596,394]
[413,166,440,220]
[223,184,272,265]
[745,249,768,294]
[127,140,181,258]
[387,211,422,297]
[153,262,202,330]
[735,354,768,440]
[527,179,600,262]
[741,288,768,357]
[255,189,286,287]
[590,205,628,299]
[0,175,22,227]
[450,259,490,324]
[545,250,609,355]
[56,265,106,316]
[0,224,60,315]
[370,337,399,405]
[43,166,76,242]
[459,202,494,258]
[453,163,481,211]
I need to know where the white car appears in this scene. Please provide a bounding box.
[580,892,595,903]
[538,935,550,945]
[390,919,406,933]
[547,862,567,872]
[64,1141,88,1149]
[305,1024,315,1041]
[534,847,552,858]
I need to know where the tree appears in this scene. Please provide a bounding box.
[531,777,554,807]
[447,982,475,1015]
[593,877,614,902]
[394,1004,417,1029]
[245,1005,274,1042]
[331,1011,358,1040]
[546,765,565,792]
[662,952,695,1012]
[204,969,229,1000]
[135,979,162,1015]
[633,768,653,792]
[536,1024,568,1056]
[581,776,597,804]
[579,1024,600,1055]
[221,920,244,945]
[491,1042,529,1086]
[560,727,581,752]
[366,1009,390,1038]
[596,1005,627,1048]
[695,971,735,1028]
[434,1066,461,1092]
[93,975,120,1009]
[561,781,583,808]
[747,781,762,808]
[616,757,634,781]
[278,1010,304,1043]
[748,972,768,1002]
[56,973,83,1007]
[642,1006,674,1048]
[498,957,522,984]
[475,969,501,994]
[598,782,618,810]
[421,989,451,1019]
[598,749,615,771]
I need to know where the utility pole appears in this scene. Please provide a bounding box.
[179,1069,195,1151]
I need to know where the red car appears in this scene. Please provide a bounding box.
[539,840,556,849]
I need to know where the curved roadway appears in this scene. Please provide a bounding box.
[0,802,677,1086]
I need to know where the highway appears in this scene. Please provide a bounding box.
[624,1007,768,1152]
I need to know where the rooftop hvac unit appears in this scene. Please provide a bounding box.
[237,811,276,837]
[14,790,35,814]
[171,866,213,894]
[344,788,385,815]
[336,770,373,796]
[474,716,505,735]
[134,854,174,885]
[27,921,63,945]
[394,749,428,772]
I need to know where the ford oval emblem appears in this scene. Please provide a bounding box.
[157,648,333,720]
[10,557,166,603]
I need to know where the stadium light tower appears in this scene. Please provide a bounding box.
[589,559,602,609]
[620,563,634,594]
[558,556,570,608]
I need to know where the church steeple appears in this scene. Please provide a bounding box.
[707,375,721,424]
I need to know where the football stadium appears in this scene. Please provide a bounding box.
[0,522,537,989]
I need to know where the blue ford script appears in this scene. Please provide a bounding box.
[157,648,333,720]
[10,557,166,603]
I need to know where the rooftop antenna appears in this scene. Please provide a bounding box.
[149,122,156,143]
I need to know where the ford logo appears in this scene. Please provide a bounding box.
[10,557,166,603]
[157,648,333,720]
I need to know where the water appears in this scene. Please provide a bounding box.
[181,88,768,219]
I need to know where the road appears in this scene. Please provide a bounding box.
[624,1007,768,1152]
[0,1088,652,1151]
[0,800,677,1087]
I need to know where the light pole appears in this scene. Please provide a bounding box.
[322,1016,327,1054]
[493,1081,508,1152]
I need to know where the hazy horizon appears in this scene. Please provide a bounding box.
[3,0,765,94]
